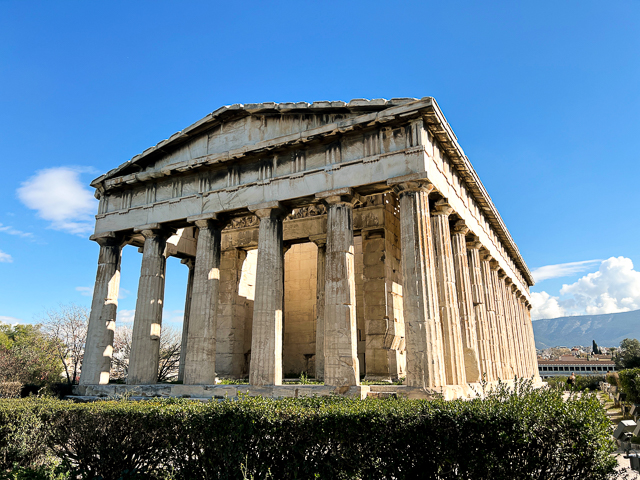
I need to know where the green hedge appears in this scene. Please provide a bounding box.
[0,381,618,480]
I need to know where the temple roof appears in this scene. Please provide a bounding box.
[91,97,422,187]
[90,97,534,287]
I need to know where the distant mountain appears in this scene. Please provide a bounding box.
[532,309,640,349]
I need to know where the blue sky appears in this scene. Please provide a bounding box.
[0,1,638,327]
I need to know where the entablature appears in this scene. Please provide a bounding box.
[91,97,534,292]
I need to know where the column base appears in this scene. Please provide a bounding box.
[72,378,545,402]
[73,384,371,400]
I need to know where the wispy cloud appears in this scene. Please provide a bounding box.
[0,315,25,324]
[117,309,135,324]
[0,224,33,238]
[114,308,184,326]
[0,250,13,263]
[17,166,98,236]
[532,257,640,319]
[76,286,129,299]
[531,259,602,282]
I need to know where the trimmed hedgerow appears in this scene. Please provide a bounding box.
[0,381,618,480]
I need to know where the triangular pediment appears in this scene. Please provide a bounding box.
[92,98,422,187]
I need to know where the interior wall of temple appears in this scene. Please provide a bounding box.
[283,243,318,376]
[215,248,256,378]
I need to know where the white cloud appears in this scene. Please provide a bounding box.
[163,309,185,326]
[76,286,93,297]
[0,250,13,263]
[115,308,184,326]
[76,286,129,299]
[531,256,640,320]
[0,223,33,238]
[17,167,98,236]
[117,309,135,324]
[531,291,566,320]
[560,256,640,315]
[0,315,25,324]
[531,259,602,282]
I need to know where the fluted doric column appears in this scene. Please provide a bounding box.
[513,294,527,376]
[310,235,327,381]
[183,216,224,385]
[81,232,123,385]
[249,202,288,386]
[317,188,360,387]
[466,239,494,381]
[393,180,446,389]
[497,270,517,378]
[491,261,513,379]
[523,298,539,378]
[177,258,195,382]
[431,200,466,385]
[450,221,481,383]
[128,226,171,385]
[508,282,526,378]
[480,250,503,380]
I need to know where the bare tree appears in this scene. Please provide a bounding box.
[110,324,182,383]
[111,324,132,381]
[157,326,182,382]
[41,304,88,385]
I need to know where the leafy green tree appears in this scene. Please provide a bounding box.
[0,322,63,387]
[614,338,640,369]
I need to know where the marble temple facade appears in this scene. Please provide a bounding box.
[77,97,539,400]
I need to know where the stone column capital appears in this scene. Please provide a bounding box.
[480,248,493,263]
[133,223,174,239]
[466,235,482,250]
[467,241,483,250]
[498,270,507,280]
[248,201,290,220]
[187,213,227,230]
[309,234,327,247]
[90,231,123,247]
[387,172,431,189]
[452,220,469,236]
[432,199,454,217]
[391,180,434,196]
[489,259,500,271]
[180,257,195,270]
[315,187,362,206]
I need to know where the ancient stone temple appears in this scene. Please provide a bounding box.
[76,97,539,400]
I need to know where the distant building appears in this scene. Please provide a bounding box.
[537,358,615,378]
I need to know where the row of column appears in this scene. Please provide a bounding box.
[81,184,537,389]
[394,179,537,388]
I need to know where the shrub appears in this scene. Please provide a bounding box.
[0,383,21,399]
[0,398,55,470]
[606,371,620,388]
[545,375,604,392]
[0,381,618,479]
[618,368,640,404]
